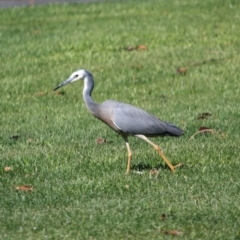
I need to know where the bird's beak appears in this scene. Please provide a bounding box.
[53,76,75,91]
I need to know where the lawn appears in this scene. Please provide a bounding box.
[1,0,240,239]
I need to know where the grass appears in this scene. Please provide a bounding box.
[1,0,240,239]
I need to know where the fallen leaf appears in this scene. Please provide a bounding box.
[163,11,169,16]
[16,185,33,192]
[34,91,47,96]
[132,64,143,70]
[177,67,187,75]
[26,138,35,144]
[4,167,12,172]
[123,45,147,51]
[10,135,20,140]
[125,184,129,189]
[124,46,136,51]
[149,169,160,177]
[197,112,212,120]
[199,126,211,131]
[219,131,227,139]
[136,45,147,50]
[162,230,183,236]
[96,137,106,144]
[33,30,41,35]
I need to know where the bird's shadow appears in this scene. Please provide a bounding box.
[131,162,185,172]
[131,162,168,171]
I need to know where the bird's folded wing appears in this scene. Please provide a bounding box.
[110,102,169,136]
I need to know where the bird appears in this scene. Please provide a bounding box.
[53,69,184,173]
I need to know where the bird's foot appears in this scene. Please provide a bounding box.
[171,163,183,172]
[173,163,182,170]
[168,163,182,172]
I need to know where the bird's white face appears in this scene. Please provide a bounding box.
[68,69,86,83]
[53,69,86,91]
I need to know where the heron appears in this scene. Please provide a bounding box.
[53,69,184,173]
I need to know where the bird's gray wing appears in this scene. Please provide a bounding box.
[101,100,173,136]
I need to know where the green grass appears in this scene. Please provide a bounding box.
[1,0,240,239]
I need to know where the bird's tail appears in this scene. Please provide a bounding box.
[166,123,184,137]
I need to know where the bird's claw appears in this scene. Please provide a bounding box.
[173,163,182,170]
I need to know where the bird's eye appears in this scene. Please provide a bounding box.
[74,74,79,78]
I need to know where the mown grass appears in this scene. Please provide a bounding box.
[1,0,240,239]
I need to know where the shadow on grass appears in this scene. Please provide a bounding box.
[131,162,186,171]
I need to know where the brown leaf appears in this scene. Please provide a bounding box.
[33,30,41,35]
[199,126,211,131]
[124,46,137,51]
[123,45,147,51]
[132,64,143,70]
[197,112,212,120]
[177,67,187,75]
[4,166,12,172]
[34,91,47,96]
[96,137,106,144]
[149,169,160,177]
[16,185,33,192]
[219,131,227,139]
[162,230,183,236]
[163,11,169,16]
[26,138,35,144]
[136,45,147,50]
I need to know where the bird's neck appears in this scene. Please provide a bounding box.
[83,73,99,115]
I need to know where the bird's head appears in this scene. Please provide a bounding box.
[53,69,87,91]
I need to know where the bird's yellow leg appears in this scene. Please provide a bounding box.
[122,136,132,173]
[135,135,181,172]
[126,141,132,173]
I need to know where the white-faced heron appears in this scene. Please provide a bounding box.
[53,69,184,173]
